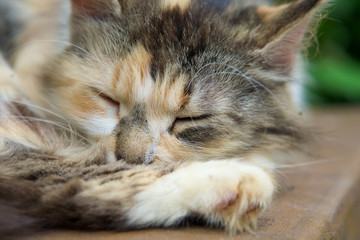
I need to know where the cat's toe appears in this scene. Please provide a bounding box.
[207,163,274,234]
[223,180,273,234]
[216,192,238,210]
[246,202,261,214]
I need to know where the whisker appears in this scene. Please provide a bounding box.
[9,100,68,122]
[185,109,196,127]
[207,62,281,104]
[29,40,108,69]
[0,116,90,143]
[91,89,107,101]
[275,159,337,169]
[188,61,281,104]
[198,71,264,102]
[8,99,79,139]
[186,62,223,92]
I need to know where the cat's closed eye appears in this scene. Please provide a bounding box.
[97,91,120,115]
[169,114,211,133]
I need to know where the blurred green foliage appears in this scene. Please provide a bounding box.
[306,0,360,105]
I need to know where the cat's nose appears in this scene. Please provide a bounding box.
[115,122,154,164]
[115,128,153,164]
[114,104,154,164]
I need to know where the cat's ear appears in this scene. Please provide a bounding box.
[70,0,121,19]
[253,0,325,73]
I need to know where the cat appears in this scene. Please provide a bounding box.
[0,0,326,237]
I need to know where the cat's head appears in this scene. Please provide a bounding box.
[43,0,325,164]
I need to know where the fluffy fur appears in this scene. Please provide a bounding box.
[0,0,325,237]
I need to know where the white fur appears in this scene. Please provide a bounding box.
[289,54,307,110]
[127,159,274,228]
[137,72,154,102]
[83,116,118,136]
[251,154,276,170]
[106,151,117,163]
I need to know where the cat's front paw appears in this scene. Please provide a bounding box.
[184,161,274,234]
[128,160,274,234]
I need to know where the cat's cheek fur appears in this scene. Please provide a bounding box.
[127,160,274,233]
[0,54,21,100]
[82,116,118,137]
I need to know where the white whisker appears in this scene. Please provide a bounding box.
[198,71,264,102]
[91,89,107,101]
[187,61,281,104]
[8,99,80,140]
[275,159,337,169]
[9,100,67,122]
[0,115,90,143]
[29,40,108,69]
[208,62,281,104]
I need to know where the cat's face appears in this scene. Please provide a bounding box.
[43,0,320,164]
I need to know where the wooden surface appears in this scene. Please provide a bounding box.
[29,108,360,240]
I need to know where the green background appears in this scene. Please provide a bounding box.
[277,0,360,105]
[306,0,360,105]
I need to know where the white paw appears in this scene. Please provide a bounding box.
[128,160,274,233]
[179,161,274,233]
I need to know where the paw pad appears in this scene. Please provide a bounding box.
[246,202,261,214]
[216,192,238,209]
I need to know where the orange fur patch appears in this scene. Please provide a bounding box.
[112,44,152,110]
[112,44,189,123]
[148,75,189,119]
[67,89,105,118]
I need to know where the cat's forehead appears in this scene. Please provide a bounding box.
[111,44,190,117]
[66,0,314,117]
[72,0,258,76]
[107,43,236,119]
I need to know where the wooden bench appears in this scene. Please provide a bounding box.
[28,107,360,240]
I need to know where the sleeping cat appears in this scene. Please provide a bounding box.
[0,0,325,237]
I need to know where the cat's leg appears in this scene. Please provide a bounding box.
[60,159,274,233]
[55,158,274,233]
[126,159,274,233]
[2,144,273,233]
